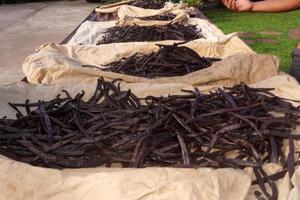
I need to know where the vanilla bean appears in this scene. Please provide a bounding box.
[102,44,220,78]
[0,79,299,199]
[97,23,203,44]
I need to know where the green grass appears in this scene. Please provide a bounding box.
[205,8,300,72]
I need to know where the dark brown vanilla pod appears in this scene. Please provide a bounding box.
[97,23,203,44]
[138,13,177,21]
[102,43,220,78]
[130,0,166,9]
[1,79,300,199]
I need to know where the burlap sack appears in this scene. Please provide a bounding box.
[0,157,250,200]
[95,2,196,20]
[67,17,238,45]
[0,74,299,200]
[118,12,190,25]
[23,40,269,90]
[290,167,300,200]
[98,0,134,10]
[68,21,117,45]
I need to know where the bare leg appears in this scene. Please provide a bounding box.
[289,43,300,82]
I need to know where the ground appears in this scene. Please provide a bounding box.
[0,0,96,85]
[206,8,300,72]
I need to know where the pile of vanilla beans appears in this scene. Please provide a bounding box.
[130,0,166,9]
[1,79,300,199]
[103,44,220,78]
[97,23,202,44]
[139,13,177,21]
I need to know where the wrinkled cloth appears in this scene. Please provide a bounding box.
[0,156,250,200]
[95,2,196,21]
[67,17,239,45]
[23,40,269,90]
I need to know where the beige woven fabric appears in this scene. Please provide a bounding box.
[23,40,271,92]
[67,17,239,45]
[95,2,196,20]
